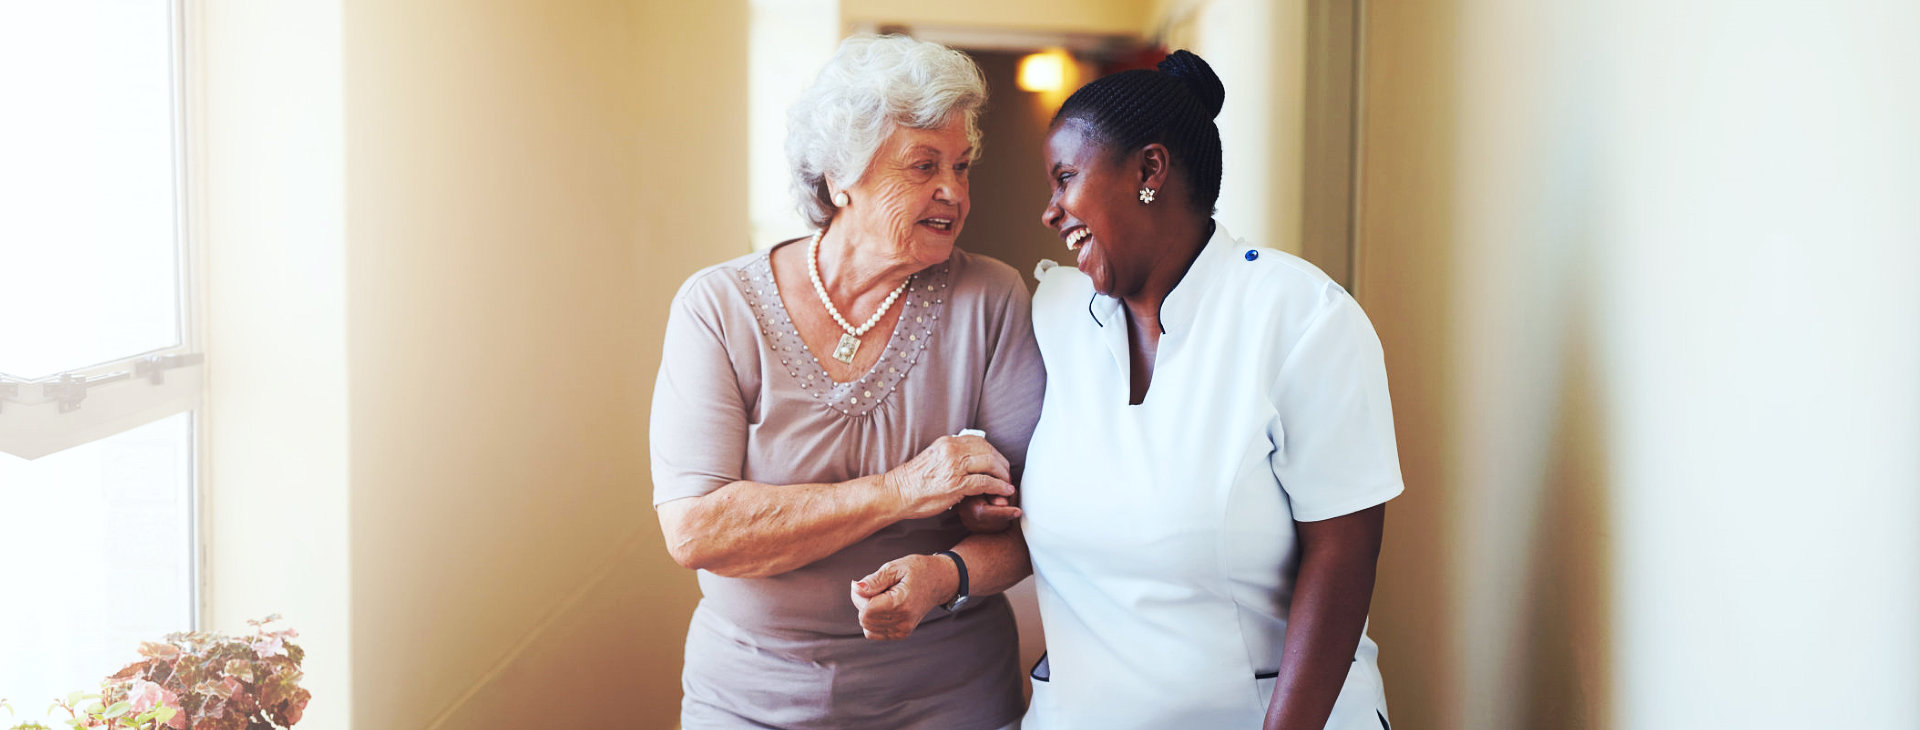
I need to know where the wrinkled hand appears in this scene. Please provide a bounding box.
[850,554,957,641]
[885,435,1015,520]
[957,494,1021,532]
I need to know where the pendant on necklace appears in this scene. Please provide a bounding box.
[832,333,860,363]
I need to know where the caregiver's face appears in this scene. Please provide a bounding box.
[841,114,973,269]
[1040,118,1150,298]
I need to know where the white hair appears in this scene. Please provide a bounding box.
[785,35,987,229]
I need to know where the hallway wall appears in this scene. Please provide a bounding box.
[204,2,746,728]
[341,2,744,727]
[1357,2,1920,728]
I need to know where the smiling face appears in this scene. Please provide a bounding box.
[835,115,973,270]
[1040,118,1161,297]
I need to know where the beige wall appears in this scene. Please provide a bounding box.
[1358,3,1612,726]
[204,2,742,728]
[341,2,741,728]
[1358,2,1920,729]
[1185,0,1307,256]
[842,0,1153,35]
[1350,2,1464,725]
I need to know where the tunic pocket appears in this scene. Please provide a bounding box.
[1253,662,1388,730]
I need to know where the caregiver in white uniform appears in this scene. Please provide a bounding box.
[1021,50,1402,730]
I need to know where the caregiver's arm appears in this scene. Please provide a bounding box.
[1264,503,1386,730]
[850,527,1033,641]
[658,435,1015,579]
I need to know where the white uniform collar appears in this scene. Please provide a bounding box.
[1087,221,1235,336]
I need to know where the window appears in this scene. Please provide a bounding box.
[0,0,200,712]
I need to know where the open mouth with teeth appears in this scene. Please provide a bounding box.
[919,216,956,233]
[1065,226,1091,251]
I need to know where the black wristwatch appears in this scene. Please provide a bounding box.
[936,550,970,612]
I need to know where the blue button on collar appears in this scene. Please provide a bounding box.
[1244,250,1259,261]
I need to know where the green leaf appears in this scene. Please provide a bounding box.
[150,706,176,725]
[101,702,130,720]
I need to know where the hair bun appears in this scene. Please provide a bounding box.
[1157,50,1224,119]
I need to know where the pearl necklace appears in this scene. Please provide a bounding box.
[808,228,912,364]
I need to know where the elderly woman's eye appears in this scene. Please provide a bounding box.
[954,162,971,173]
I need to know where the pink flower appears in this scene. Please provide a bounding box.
[251,634,286,657]
[127,680,166,712]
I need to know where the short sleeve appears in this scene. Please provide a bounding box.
[1269,289,1404,521]
[971,274,1047,473]
[649,272,750,506]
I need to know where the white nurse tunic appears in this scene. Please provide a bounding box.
[1020,223,1403,730]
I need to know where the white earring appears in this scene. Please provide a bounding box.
[1138,186,1157,204]
[833,191,850,207]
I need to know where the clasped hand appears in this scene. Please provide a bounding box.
[849,553,957,641]
[853,435,1019,640]
[883,434,1021,530]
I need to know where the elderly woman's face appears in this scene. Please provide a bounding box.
[840,116,972,268]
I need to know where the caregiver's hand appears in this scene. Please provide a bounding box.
[957,494,1021,532]
[850,554,958,641]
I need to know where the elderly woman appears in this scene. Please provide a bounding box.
[649,35,1041,729]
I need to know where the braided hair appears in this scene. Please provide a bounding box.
[1053,50,1225,213]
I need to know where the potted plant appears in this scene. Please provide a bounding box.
[3,616,309,730]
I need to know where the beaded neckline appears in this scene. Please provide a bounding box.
[732,250,952,418]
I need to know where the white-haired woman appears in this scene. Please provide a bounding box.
[651,35,1041,729]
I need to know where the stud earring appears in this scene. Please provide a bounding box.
[833,191,850,207]
[1138,186,1157,204]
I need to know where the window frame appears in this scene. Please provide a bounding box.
[0,0,201,629]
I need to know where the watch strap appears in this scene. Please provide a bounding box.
[936,550,969,612]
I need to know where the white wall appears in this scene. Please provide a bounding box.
[749,0,839,249]
[199,1,353,727]
[1595,1,1920,726]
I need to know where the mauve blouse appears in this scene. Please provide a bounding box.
[650,241,1045,729]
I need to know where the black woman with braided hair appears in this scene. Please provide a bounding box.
[1015,50,1403,729]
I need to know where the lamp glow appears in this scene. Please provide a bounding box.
[1018,50,1070,92]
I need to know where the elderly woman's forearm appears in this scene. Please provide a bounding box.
[660,475,904,578]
